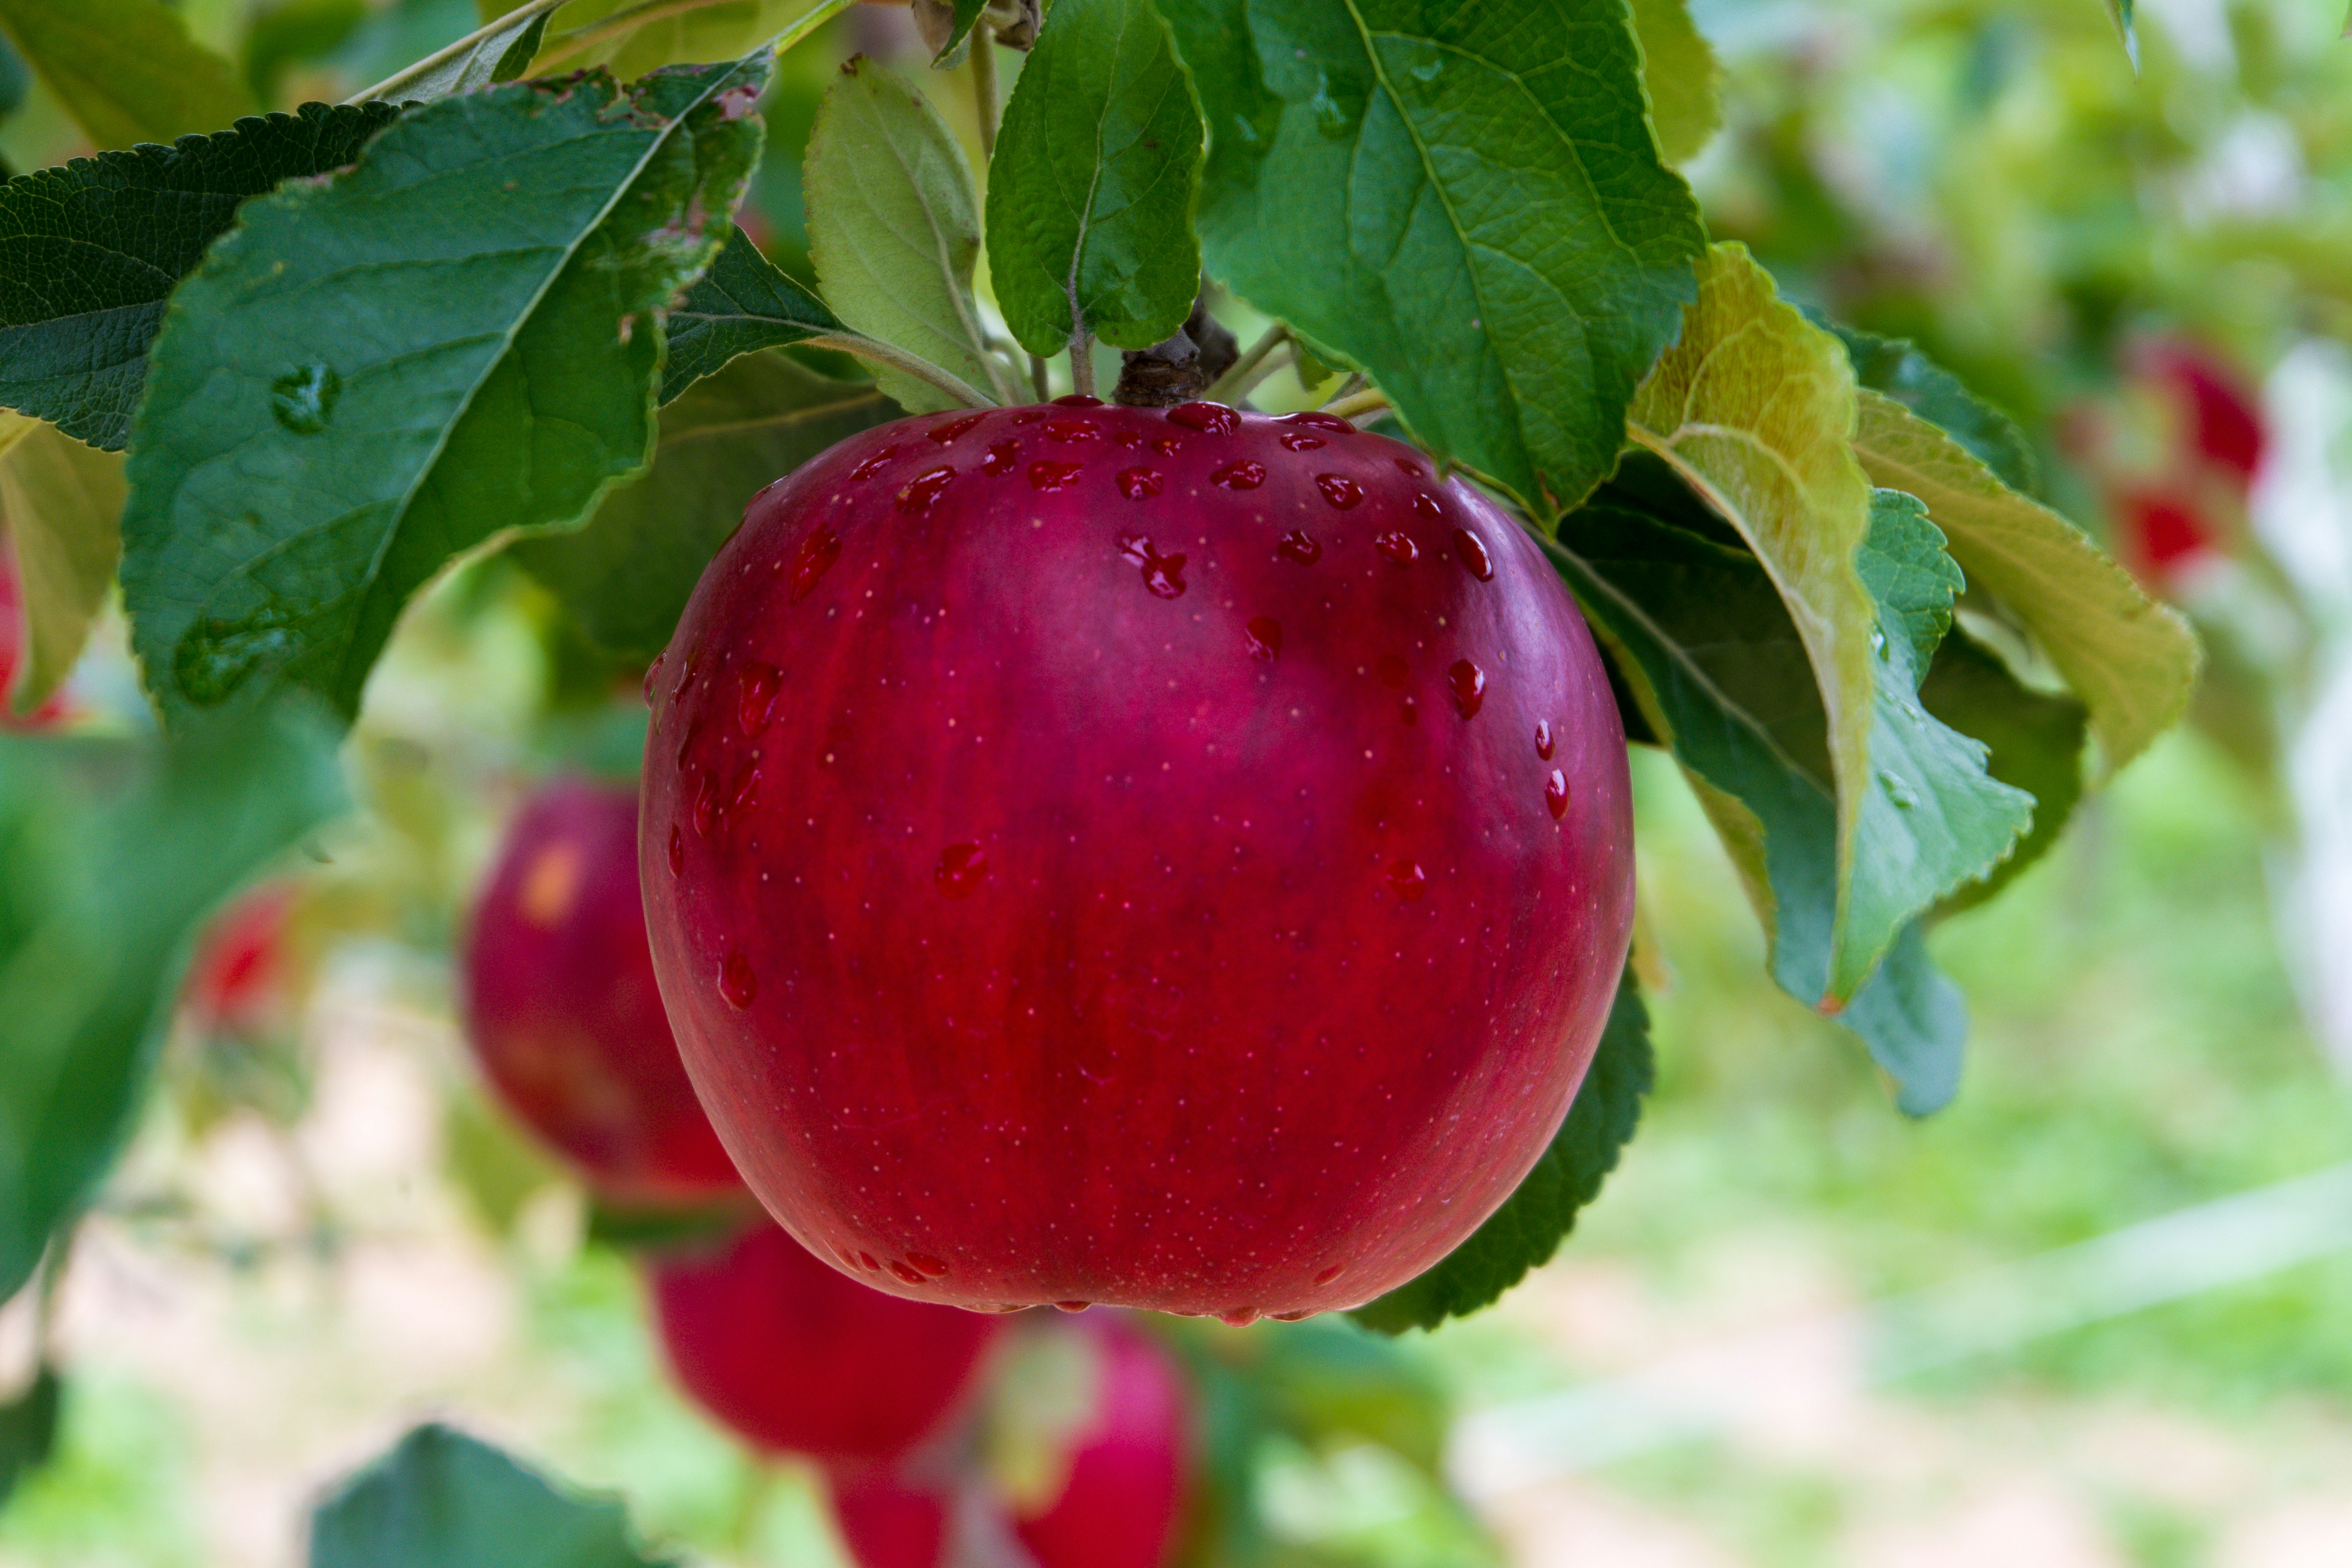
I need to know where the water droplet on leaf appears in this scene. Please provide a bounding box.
[270,364,340,434]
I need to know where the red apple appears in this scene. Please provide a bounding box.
[648,1217,1001,1463]
[828,1468,951,1568]
[2132,338,2266,491]
[183,881,300,1039]
[463,777,742,1204]
[1010,1314,1192,1568]
[641,398,1634,1320]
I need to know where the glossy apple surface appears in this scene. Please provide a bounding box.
[648,1218,1000,1463]
[642,399,1634,1319]
[1012,1314,1191,1568]
[463,777,742,1203]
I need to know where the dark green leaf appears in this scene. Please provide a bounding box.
[0,0,253,151]
[512,352,893,661]
[1353,971,1652,1334]
[985,0,1203,356]
[804,53,1015,410]
[659,226,844,404]
[1165,0,1704,517]
[309,1423,676,1568]
[1922,629,2088,914]
[1541,466,1972,1113]
[0,102,400,450]
[584,1198,751,1254]
[0,1366,60,1507]
[1829,322,2038,496]
[121,60,768,729]
[0,706,344,1302]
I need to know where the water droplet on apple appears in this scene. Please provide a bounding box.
[1029,459,1084,492]
[1286,410,1354,434]
[1218,1306,1260,1326]
[1043,418,1102,442]
[1535,720,1555,760]
[1394,457,1425,477]
[907,1253,950,1278]
[1376,531,1419,565]
[936,842,989,896]
[1271,1310,1311,1321]
[1388,860,1427,901]
[668,824,685,875]
[886,1259,924,1284]
[1245,616,1282,661]
[642,655,663,706]
[982,440,1021,476]
[1413,493,1443,523]
[1116,534,1187,598]
[1448,659,1485,718]
[737,662,781,736]
[720,951,757,1008]
[1452,528,1494,580]
[1212,458,1267,491]
[1117,467,1165,501]
[1277,529,1323,565]
[1315,473,1364,509]
[1314,1264,1344,1285]
[692,770,719,837]
[928,414,984,443]
[1167,401,1238,434]
[1281,431,1326,452]
[1054,393,1103,408]
[1055,1299,1092,1312]
[1545,769,1570,820]
[847,446,898,481]
[859,1251,881,1271]
[788,526,843,603]
[896,464,956,514]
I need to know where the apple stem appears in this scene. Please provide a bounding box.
[1029,352,1051,401]
[1323,386,1390,422]
[1070,333,1098,398]
[970,19,1000,163]
[1204,322,1289,403]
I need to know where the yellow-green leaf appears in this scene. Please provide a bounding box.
[0,416,122,714]
[1631,0,1720,164]
[804,55,1016,412]
[1850,388,2198,776]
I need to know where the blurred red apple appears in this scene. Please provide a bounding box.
[183,881,301,1040]
[0,534,72,732]
[648,1218,1001,1464]
[640,399,1634,1321]
[463,778,742,1204]
[1010,1314,1191,1568]
[829,1468,952,1568]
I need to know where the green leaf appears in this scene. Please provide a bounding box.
[1165,0,1705,517]
[1352,970,1652,1334]
[1920,629,2087,914]
[1850,388,2198,777]
[1630,0,1719,163]
[0,416,124,714]
[0,102,400,450]
[584,1197,750,1254]
[512,351,893,660]
[1540,460,1970,1113]
[2104,0,2140,70]
[0,0,253,151]
[1247,1320,1446,1475]
[120,60,769,730]
[1628,247,2028,1005]
[0,1366,60,1507]
[309,1423,676,1568]
[1829,322,2037,496]
[0,706,343,1303]
[532,0,834,84]
[805,54,1014,411]
[985,0,1203,356]
[659,226,843,404]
